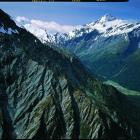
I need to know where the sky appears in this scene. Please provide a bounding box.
[0,0,140,33]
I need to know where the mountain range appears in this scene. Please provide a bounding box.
[0,9,140,139]
[20,14,140,92]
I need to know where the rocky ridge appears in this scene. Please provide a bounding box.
[0,9,140,139]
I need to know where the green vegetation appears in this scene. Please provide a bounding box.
[104,80,140,107]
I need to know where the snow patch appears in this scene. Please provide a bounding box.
[0,26,18,34]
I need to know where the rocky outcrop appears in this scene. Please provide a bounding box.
[0,9,140,139]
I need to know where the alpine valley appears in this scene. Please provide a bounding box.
[0,9,140,139]
[22,14,140,92]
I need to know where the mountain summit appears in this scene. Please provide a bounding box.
[0,9,140,139]
[47,15,139,43]
[99,14,116,23]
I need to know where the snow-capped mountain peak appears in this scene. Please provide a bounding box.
[65,15,140,39]
[14,14,140,44]
[99,14,116,23]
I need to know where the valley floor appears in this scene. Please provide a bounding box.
[104,80,140,108]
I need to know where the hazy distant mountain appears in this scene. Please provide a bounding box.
[1,9,140,139]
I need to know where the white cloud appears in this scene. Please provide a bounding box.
[15,16,81,34]
[16,16,29,23]
[30,19,76,33]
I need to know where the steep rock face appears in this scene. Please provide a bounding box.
[0,10,140,139]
